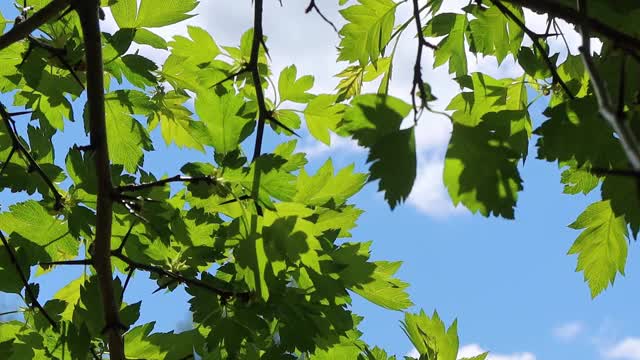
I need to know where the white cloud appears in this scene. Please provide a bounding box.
[406,347,420,358]
[408,156,467,218]
[605,338,640,360]
[298,133,365,159]
[458,344,536,360]
[552,321,585,341]
[405,344,536,360]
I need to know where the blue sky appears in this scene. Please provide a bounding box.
[1,1,640,360]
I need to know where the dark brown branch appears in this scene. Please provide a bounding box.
[8,110,33,117]
[267,115,300,137]
[0,310,21,317]
[116,175,218,193]
[305,0,339,33]
[251,0,268,162]
[113,252,248,300]
[75,0,125,358]
[0,232,58,330]
[0,0,70,51]
[502,0,640,56]
[120,267,135,303]
[40,259,92,266]
[208,67,249,89]
[115,222,136,254]
[492,0,574,99]
[0,104,64,209]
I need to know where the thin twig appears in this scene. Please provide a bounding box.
[113,252,248,300]
[208,67,249,89]
[75,0,125,358]
[115,221,136,254]
[0,0,70,51]
[120,267,135,303]
[492,0,574,99]
[40,259,92,266]
[116,175,218,193]
[0,104,64,209]
[305,0,338,33]
[0,232,58,330]
[267,115,300,137]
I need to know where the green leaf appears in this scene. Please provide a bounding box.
[367,127,416,209]
[304,94,347,145]
[195,90,254,154]
[168,26,220,65]
[535,97,625,168]
[350,261,413,311]
[560,162,601,195]
[0,246,29,294]
[444,118,523,219]
[568,201,628,298]
[278,65,314,104]
[112,0,199,28]
[294,159,367,207]
[103,90,154,173]
[341,94,413,208]
[0,201,78,264]
[601,175,640,237]
[466,3,524,63]
[133,28,168,49]
[338,0,399,66]
[148,90,207,151]
[53,276,85,321]
[423,13,468,77]
[401,310,459,360]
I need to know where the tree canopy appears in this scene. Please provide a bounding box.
[0,0,639,359]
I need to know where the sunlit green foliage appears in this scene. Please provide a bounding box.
[0,0,639,358]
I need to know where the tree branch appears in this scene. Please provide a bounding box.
[40,259,92,267]
[0,104,64,209]
[576,0,640,170]
[116,175,218,193]
[501,0,640,56]
[75,0,125,358]
[410,0,431,122]
[251,0,268,162]
[112,252,249,301]
[492,0,574,98]
[0,232,58,330]
[305,0,338,33]
[0,0,70,51]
